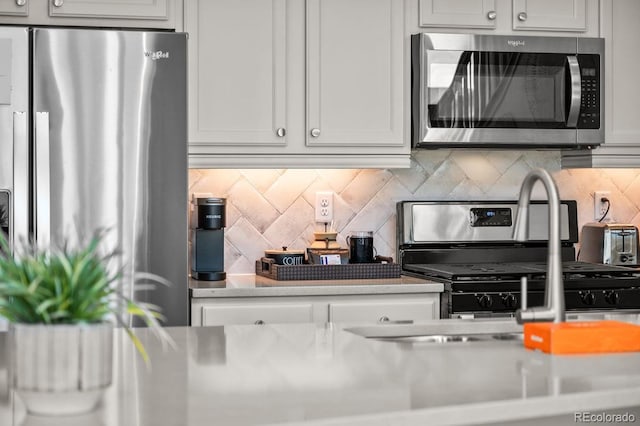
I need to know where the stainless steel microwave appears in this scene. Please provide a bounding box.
[411,33,604,149]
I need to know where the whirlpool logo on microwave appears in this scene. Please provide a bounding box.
[507,39,526,47]
[145,50,170,60]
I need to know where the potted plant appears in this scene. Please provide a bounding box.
[0,231,171,416]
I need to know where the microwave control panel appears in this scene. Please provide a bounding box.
[578,54,600,129]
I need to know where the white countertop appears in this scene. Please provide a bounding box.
[189,274,443,298]
[2,319,640,426]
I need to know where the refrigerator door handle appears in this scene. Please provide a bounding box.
[12,112,29,245]
[35,112,51,246]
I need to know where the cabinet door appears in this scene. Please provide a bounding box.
[603,0,640,144]
[0,0,27,16]
[328,299,438,323]
[418,0,497,29]
[186,0,288,149]
[512,0,586,31]
[306,0,404,148]
[47,0,168,20]
[201,303,314,326]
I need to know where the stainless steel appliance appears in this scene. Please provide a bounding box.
[412,33,604,148]
[397,201,640,319]
[0,27,188,325]
[579,223,639,266]
[191,197,226,281]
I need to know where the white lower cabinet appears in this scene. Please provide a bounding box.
[201,303,314,326]
[328,299,437,323]
[191,293,440,326]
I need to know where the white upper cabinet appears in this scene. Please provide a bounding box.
[418,0,596,35]
[0,0,28,16]
[419,0,498,29]
[562,0,640,168]
[600,0,640,146]
[512,0,585,32]
[186,0,288,149]
[186,0,410,169]
[305,0,404,149]
[0,0,178,29]
[48,0,169,20]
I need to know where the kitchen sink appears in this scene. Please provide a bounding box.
[344,319,524,345]
[377,334,486,343]
[491,332,524,341]
[373,332,523,345]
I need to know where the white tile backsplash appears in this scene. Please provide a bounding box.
[262,197,314,250]
[226,179,279,233]
[264,169,317,214]
[189,150,640,273]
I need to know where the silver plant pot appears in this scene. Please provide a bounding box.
[10,322,113,416]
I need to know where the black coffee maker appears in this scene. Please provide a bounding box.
[191,197,226,281]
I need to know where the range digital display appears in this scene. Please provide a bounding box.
[470,208,512,227]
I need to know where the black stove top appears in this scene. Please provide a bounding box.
[403,260,640,297]
[404,261,640,282]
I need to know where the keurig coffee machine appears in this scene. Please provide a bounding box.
[191,197,226,281]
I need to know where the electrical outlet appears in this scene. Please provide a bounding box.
[315,191,334,223]
[594,191,612,221]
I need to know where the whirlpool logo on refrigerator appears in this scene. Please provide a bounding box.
[145,50,170,60]
[507,39,526,47]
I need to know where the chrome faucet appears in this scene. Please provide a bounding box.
[513,169,566,324]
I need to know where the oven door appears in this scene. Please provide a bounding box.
[412,33,603,148]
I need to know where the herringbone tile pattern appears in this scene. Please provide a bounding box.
[189,151,640,274]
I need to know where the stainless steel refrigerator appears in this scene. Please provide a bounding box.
[0,27,189,326]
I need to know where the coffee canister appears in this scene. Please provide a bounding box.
[264,247,305,266]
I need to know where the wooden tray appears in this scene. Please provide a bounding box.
[256,257,401,281]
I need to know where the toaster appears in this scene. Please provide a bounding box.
[579,222,639,266]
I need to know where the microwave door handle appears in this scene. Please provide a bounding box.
[566,56,581,128]
[35,112,51,247]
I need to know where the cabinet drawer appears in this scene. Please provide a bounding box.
[201,303,314,326]
[328,300,437,323]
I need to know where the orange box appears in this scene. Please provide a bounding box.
[524,320,640,355]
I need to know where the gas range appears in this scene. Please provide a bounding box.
[397,201,640,319]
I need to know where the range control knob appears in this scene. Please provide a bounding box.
[580,291,596,306]
[501,293,517,308]
[605,290,621,305]
[477,294,493,309]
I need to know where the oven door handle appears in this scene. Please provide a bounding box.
[566,56,581,128]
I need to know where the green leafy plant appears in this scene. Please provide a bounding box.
[0,231,172,363]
